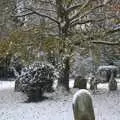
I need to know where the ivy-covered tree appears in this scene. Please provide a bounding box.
[12,0,120,91]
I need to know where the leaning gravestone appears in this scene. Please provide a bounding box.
[72,89,95,120]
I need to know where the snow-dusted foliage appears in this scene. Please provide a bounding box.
[10,54,23,76]
[15,61,58,101]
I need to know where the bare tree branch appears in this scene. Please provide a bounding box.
[38,8,56,12]
[82,5,107,18]
[91,40,120,45]
[71,19,95,27]
[14,11,34,17]
[70,15,117,27]
[15,7,59,25]
[67,0,91,13]
[69,4,105,21]
[106,28,120,34]
[80,0,112,19]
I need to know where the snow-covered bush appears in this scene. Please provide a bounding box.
[15,61,58,101]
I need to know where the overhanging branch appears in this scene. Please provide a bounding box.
[106,28,120,35]
[14,11,34,17]
[15,7,59,25]
[91,40,120,45]
[70,15,117,27]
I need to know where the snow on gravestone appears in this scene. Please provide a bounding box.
[96,65,118,82]
[72,89,95,120]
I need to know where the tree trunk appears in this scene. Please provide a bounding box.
[58,56,70,91]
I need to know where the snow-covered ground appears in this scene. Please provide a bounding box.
[0,79,120,120]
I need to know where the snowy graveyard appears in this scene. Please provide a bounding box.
[0,79,120,120]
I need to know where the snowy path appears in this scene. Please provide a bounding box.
[0,80,120,120]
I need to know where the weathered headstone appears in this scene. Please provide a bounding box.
[72,89,95,120]
[97,65,118,82]
[74,76,87,89]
